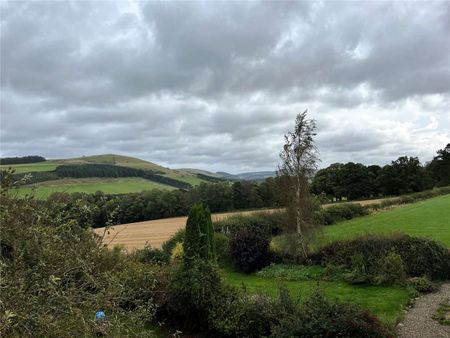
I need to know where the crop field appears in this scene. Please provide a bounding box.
[94,209,277,250]
[17,177,175,198]
[223,269,411,325]
[318,194,450,247]
[92,196,406,251]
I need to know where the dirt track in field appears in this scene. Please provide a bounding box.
[94,197,395,251]
[94,209,277,251]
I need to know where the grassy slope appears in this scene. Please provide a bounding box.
[223,269,410,325]
[3,154,214,195]
[0,161,61,173]
[318,194,450,247]
[17,177,175,198]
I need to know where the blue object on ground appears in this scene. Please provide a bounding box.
[95,311,106,320]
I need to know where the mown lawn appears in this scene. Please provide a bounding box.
[222,268,412,326]
[318,194,450,247]
[16,177,175,198]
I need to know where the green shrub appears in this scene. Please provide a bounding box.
[214,232,230,266]
[343,253,372,285]
[229,228,271,273]
[311,235,450,284]
[213,211,286,236]
[164,259,222,331]
[271,290,391,338]
[406,277,436,293]
[320,203,369,225]
[374,252,407,285]
[161,229,185,255]
[132,245,169,265]
[209,288,282,337]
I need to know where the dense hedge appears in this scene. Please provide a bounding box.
[311,235,450,282]
[0,155,46,165]
[214,211,286,236]
[320,203,369,225]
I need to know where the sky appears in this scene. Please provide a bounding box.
[1,1,449,173]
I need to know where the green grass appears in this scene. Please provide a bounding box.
[16,177,175,198]
[0,162,60,173]
[318,194,450,247]
[165,172,206,186]
[222,268,412,325]
[433,299,450,326]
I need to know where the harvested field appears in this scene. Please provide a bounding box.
[94,197,397,251]
[94,209,277,251]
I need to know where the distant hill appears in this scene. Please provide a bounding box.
[217,171,276,181]
[180,168,277,181]
[2,154,221,197]
[1,154,275,197]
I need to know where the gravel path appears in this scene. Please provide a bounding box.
[397,282,450,338]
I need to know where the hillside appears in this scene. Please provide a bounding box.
[217,170,276,181]
[1,154,223,197]
[181,169,277,181]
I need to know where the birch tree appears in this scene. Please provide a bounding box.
[278,110,319,259]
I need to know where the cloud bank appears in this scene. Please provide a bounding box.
[1,1,449,172]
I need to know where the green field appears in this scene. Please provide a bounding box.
[16,177,175,198]
[0,162,60,173]
[318,194,450,247]
[2,154,215,194]
[223,269,410,325]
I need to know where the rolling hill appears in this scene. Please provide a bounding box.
[1,154,225,197]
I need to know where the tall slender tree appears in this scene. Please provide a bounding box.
[278,110,319,258]
[183,203,215,265]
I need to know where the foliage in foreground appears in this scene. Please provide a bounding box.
[210,288,391,338]
[270,290,391,338]
[0,178,159,337]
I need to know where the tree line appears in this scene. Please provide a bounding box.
[0,155,46,165]
[46,179,283,228]
[311,144,450,201]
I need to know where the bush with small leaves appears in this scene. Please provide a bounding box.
[229,228,271,273]
[406,277,436,293]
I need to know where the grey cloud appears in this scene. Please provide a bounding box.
[1,1,449,172]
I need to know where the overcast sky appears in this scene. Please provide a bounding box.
[1,1,449,173]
